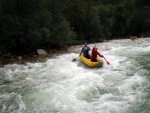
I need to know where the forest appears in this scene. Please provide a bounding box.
[0,0,150,56]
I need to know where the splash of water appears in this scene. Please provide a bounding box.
[0,38,150,113]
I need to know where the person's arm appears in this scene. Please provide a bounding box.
[80,48,84,55]
[97,51,103,57]
[88,47,91,51]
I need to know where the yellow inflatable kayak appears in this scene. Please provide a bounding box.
[79,55,103,68]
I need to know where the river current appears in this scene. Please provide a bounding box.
[0,38,150,113]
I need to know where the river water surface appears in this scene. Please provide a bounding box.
[0,38,150,113]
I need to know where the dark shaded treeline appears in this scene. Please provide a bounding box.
[0,0,150,55]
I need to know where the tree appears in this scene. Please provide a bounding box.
[98,5,113,39]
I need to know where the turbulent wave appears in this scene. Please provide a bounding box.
[0,38,150,113]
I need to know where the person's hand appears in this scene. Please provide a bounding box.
[101,55,104,58]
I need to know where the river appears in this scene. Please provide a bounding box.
[0,38,150,113]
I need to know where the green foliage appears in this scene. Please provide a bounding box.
[50,15,76,46]
[26,31,41,49]
[63,0,89,40]
[112,5,127,36]
[88,6,103,40]
[66,40,85,46]
[98,5,113,38]
[0,0,150,55]
[142,6,150,31]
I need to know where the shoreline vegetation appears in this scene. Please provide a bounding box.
[0,0,149,67]
[0,48,68,67]
[0,36,149,67]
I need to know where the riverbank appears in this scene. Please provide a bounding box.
[0,48,69,67]
[0,35,149,67]
[0,42,87,67]
[0,41,86,67]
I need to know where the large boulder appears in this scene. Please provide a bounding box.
[37,49,48,56]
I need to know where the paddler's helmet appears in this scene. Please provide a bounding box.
[84,42,87,46]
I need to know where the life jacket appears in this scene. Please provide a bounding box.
[91,47,97,60]
[91,47,102,60]
[82,46,90,59]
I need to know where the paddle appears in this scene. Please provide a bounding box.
[72,55,79,62]
[103,56,111,65]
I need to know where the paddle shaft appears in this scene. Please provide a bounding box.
[72,55,79,62]
[103,56,111,65]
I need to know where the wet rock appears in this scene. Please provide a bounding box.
[17,56,22,60]
[17,62,27,66]
[36,49,48,56]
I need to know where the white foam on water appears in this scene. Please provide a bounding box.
[0,93,26,113]
[0,38,150,113]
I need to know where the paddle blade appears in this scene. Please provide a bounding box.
[103,57,111,65]
[72,59,76,62]
[72,55,79,62]
[106,61,111,65]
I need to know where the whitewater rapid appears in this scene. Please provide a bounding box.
[0,38,150,113]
